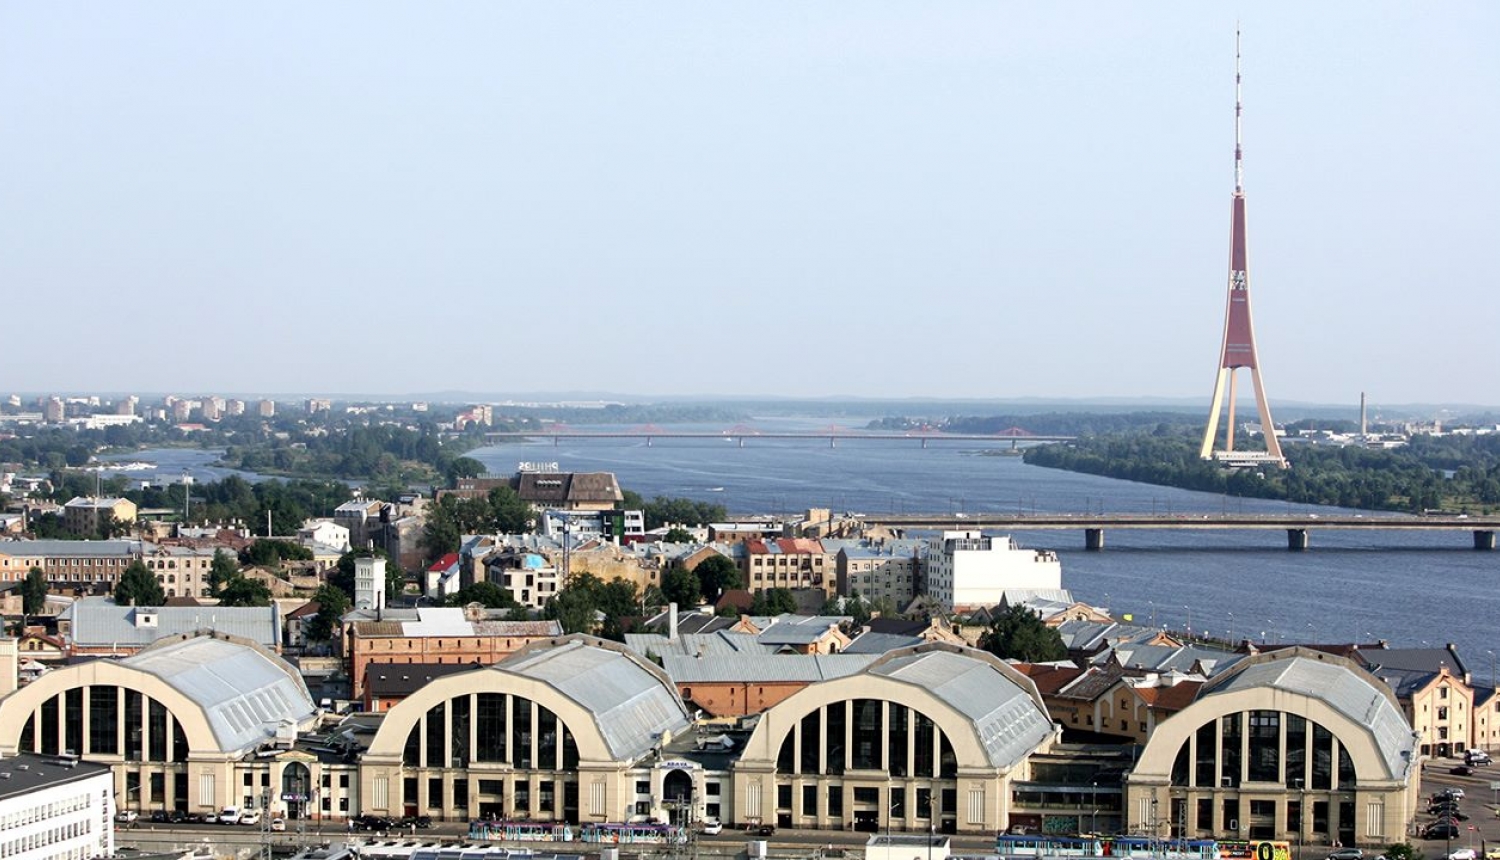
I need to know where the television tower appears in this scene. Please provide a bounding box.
[1199,30,1288,468]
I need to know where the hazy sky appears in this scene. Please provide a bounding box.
[3,3,1495,405]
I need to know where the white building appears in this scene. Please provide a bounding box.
[354,556,387,612]
[0,752,115,860]
[298,519,352,553]
[924,531,1061,612]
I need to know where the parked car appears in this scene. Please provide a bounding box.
[1326,849,1364,860]
[1426,823,1461,839]
[115,811,139,824]
[218,807,241,825]
[399,815,433,829]
[238,810,262,826]
[1446,787,1466,799]
[149,811,170,823]
[270,818,286,832]
[700,819,723,836]
[1466,751,1492,766]
[1448,849,1477,860]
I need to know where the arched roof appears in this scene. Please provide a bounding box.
[1133,648,1417,784]
[125,635,318,752]
[739,643,1056,772]
[499,638,690,760]
[0,634,317,757]
[869,648,1055,768]
[1205,651,1414,778]
[366,636,691,764]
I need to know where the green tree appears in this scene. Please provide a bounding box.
[1382,844,1420,860]
[114,560,166,607]
[217,575,272,607]
[661,565,702,608]
[207,550,239,597]
[692,554,741,602]
[662,527,694,544]
[305,583,351,642]
[751,587,797,616]
[543,588,598,635]
[446,581,517,609]
[444,456,486,485]
[240,539,313,569]
[980,605,1067,662]
[22,566,49,615]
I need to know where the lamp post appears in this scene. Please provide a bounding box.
[1090,781,1098,837]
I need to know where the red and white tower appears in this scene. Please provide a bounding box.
[1200,31,1288,468]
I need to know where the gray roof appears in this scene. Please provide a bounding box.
[624,631,771,658]
[870,648,1054,769]
[757,615,850,646]
[126,636,318,753]
[62,597,282,649]
[1092,643,1243,677]
[1210,653,1415,779]
[843,631,926,655]
[662,653,876,684]
[496,639,689,761]
[0,752,113,802]
[0,539,143,557]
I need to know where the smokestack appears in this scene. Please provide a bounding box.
[669,602,678,641]
[1360,392,1368,438]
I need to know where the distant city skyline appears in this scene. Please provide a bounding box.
[2,3,1495,403]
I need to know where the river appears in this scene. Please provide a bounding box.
[107,426,1500,681]
[463,418,1500,681]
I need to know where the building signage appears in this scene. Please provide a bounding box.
[656,760,696,770]
[518,461,561,473]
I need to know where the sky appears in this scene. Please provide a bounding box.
[2,3,1496,406]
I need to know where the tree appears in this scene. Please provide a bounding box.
[305,583,351,643]
[750,587,797,616]
[543,588,598,635]
[661,565,702,608]
[218,575,272,607]
[240,539,313,569]
[114,560,166,607]
[444,456,487,485]
[445,581,517,609]
[22,566,48,615]
[692,554,741,602]
[980,605,1067,662]
[662,527,694,544]
[207,550,239,597]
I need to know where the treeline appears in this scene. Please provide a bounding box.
[1023,429,1500,513]
[869,412,1202,436]
[219,423,480,482]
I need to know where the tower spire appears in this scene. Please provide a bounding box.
[1234,26,1244,193]
[1200,28,1287,469]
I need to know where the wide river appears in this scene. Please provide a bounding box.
[110,420,1499,681]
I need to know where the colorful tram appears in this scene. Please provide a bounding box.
[992,835,1289,860]
[462,820,685,845]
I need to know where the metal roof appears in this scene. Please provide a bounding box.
[662,653,876,684]
[0,539,143,558]
[63,596,282,649]
[126,636,318,753]
[843,631,925,655]
[624,631,771,658]
[0,752,113,802]
[496,639,689,761]
[1212,654,1415,779]
[871,649,1054,769]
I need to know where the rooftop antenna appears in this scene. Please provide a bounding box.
[1234,26,1244,194]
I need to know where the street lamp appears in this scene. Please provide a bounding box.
[1090,781,1098,837]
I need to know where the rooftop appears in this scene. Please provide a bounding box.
[0,752,113,802]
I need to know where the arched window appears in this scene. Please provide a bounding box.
[1169,710,1357,789]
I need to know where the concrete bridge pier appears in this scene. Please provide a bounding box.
[1084,528,1105,551]
[738,437,744,448]
[646,437,652,447]
[1287,528,1309,551]
[830,436,837,448]
[922,438,928,449]
[1476,530,1496,551]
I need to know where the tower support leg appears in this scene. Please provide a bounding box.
[1475,530,1496,551]
[1085,528,1105,552]
[1286,529,1309,551]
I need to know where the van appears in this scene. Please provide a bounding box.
[1466,750,1491,765]
[218,807,241,825]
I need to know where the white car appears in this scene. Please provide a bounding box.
[701,819,722,835]
[115,810,139,824]
[218,807,241,825]
[1447,850,1476,860]
[270,818,286,832]
[1446,787,1466,799]
[239,810,262,826]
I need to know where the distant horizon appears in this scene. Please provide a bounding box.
[11,388,1498,417]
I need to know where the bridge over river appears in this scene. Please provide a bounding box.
[858,512,1500,551]
[482,430,1075,448]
